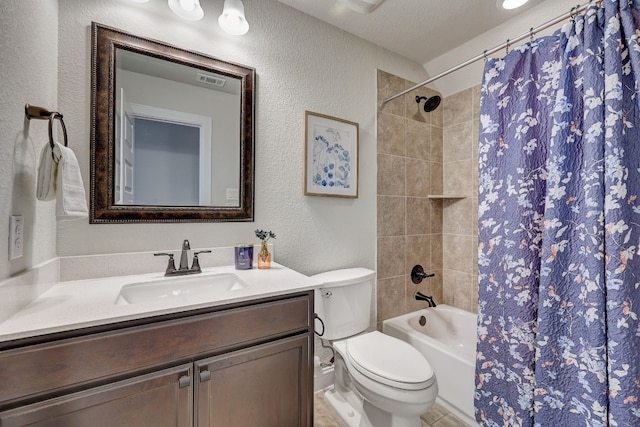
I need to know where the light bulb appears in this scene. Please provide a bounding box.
[168,0,204,20]
[218,0,249,36]
[501,0,529,10]
[179,0,195,11]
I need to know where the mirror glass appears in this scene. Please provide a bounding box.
[91,23,255,222]
[115,50,241,207]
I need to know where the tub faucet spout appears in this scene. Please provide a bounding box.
[415,291,437,307]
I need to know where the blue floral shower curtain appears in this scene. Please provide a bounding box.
[476,1,640,426]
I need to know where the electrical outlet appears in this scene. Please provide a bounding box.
[9,215,23,260]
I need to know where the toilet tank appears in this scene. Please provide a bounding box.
[312,268,376,341]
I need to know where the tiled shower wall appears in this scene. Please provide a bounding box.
[441,85,481,313]
[377,70,482,319]
[376,70,444,328]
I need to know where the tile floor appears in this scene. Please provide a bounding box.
[314,389,470,427]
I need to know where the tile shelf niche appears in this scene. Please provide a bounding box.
[426,195,467,199]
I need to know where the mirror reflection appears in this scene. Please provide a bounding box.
[114,50,241,207]
[90,23,255,223]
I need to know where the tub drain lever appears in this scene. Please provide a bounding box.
[411,265,435,284]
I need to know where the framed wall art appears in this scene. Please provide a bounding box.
[304,111,359,198]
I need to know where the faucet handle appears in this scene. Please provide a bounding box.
[191,250,212,272]
[411,265,435,284]
[154,253,176,275]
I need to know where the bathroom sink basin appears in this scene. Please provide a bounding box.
[115,273,247,305]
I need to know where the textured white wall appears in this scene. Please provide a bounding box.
[55,0,428,275]
[424,0,580,97]
[0,0,58,280]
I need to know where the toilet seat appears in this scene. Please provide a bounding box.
[345,331,434,391]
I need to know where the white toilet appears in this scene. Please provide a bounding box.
[313,268,437,427]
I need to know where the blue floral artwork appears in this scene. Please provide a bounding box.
[305,112,358,198]
[313,130,351,188]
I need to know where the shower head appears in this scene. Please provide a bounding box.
[415,95,441,112]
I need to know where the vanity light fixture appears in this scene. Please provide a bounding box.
[131,0,250,34]
[168,0,204,21]
[500,0,529,9]
[218,0,250,36]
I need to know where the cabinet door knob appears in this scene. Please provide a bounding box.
[178,375,191,388]
[199,369,211,382]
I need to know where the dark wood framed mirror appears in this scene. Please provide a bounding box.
[90,23,255,223]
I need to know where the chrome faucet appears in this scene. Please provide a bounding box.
[154,239,211,276]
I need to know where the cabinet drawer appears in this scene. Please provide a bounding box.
[0,293,311,406]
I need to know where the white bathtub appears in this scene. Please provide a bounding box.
[383,305,477,426]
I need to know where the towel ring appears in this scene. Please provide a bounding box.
[25,103,68,160]
[48,112,68,151]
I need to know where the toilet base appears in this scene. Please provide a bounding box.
[324,386,424,427]
[361,400,421,427]
[324,386,362,427]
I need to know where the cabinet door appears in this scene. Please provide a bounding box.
[0,364,192,427]
[195,334,312,427]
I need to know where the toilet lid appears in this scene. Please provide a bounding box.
[345,331,434,390]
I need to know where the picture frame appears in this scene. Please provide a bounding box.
[304,111,359,198]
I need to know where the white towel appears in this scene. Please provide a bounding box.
[36,143,58,201]
[55,143,88,220]
[36,141,88,220]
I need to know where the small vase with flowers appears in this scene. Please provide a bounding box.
[255,229,276,269]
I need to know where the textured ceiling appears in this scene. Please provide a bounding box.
[277,0,546,64]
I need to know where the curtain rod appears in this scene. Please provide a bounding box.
[382,1,594,105]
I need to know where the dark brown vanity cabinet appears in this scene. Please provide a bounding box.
[0,292,314,427]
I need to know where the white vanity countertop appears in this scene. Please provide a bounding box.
[0,263,321,343]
